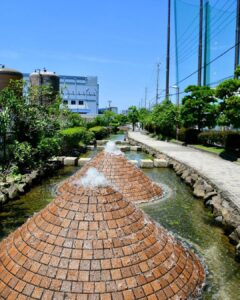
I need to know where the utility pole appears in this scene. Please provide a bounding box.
[198,0,203,86]
[235,0,240,77]
[156,62,160,104]
[144,87,148,108]
[165,0,171,99]
[203,0,210,86]
[108,100,112,111]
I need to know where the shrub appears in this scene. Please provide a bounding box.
[198,131,240,151]
[198,131,225,146]
[37,136,62,161]
[225,132,240,151]
[60,127,94,154]
[13,141,35,172]
[178,128,199,144]
[88,126,108,140]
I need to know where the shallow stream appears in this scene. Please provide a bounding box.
[0,134,240,299]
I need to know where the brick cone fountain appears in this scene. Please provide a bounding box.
[0,168,204,299]
[59,142,163,204]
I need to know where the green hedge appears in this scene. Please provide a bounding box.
[198,131,240,151]
[60,127,94,154]
[178,128,199,144]
[88,126,108,139]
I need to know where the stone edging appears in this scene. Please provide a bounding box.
[0,162,63,205]
[127,134,240,260]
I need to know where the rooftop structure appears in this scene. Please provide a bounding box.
[29,69,60,105]
[0,168,204,299]
[0,65,23,91]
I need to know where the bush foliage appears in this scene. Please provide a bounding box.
[198,131,240,151]
[60,127,94,154]
[88,126,108,140]
[178,128,199,144]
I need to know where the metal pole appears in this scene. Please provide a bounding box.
[108,100,112,111]
[176,85,180,140]
[171,85,180,140]
[203,0,210,86]
[176,86,180,107]
[156,62,160,104]
[198,0,203,86]
[145,87,148,108]
[174,0,179,86]
[166,0,171,99]
[235,0,240,77]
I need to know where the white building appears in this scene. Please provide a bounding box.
[60,75,99,116]
[23,73,99,116]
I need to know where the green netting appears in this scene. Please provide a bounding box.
[174,0,236,90]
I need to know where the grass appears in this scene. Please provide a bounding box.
[193,144,225,155]
[170,139,224,155]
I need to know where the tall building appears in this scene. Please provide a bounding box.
[23,73,99,116]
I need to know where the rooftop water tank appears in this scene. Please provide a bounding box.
[29,68,60,105]
[0,65,23,91]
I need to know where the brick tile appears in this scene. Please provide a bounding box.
[31,287,44,299]
[61,280,71,292]
[123,290,134,300]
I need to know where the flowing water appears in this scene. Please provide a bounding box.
[0,133,240,299]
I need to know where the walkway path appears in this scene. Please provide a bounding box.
[128,131,240,210]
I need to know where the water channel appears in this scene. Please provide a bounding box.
[0,134,239,299]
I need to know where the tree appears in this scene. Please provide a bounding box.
[114,114,128,126]
[0,107,11,176]
[0,80,62,174]
[215,75,240,128]
[64,112,85,128]
[127,106,139,131]
[151,99,177,138]
[181,85,218,131]
[215,78,240,99]
[138,108,149,130]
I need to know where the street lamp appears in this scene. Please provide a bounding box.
[171,85,180,140]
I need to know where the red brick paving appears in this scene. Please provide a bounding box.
[0,178,204,299]
[59,151,163,204]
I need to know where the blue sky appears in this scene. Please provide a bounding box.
[0,0,237,111]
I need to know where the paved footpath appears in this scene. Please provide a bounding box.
[128,131,240,210]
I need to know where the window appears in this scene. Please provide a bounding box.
[79,100,84,105]
[63,100,68,105]
[71,100,76,105]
